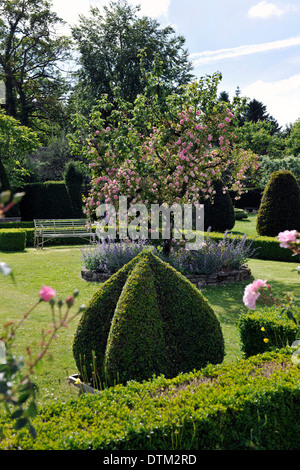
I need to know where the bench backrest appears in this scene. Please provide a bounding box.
[34,219,91,233]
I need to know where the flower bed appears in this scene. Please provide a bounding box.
[80,231,255,287]
[81,264,251,287]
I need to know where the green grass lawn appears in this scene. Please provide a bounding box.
[231,212,258,238]
[1,235,299,407]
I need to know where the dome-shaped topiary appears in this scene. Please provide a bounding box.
[73,250,225,386]
[256,170,300,237]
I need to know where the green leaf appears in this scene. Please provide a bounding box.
[27,401,38,418]
[286,310,298,325]
[11,408,24,419]
[29,424,37,440]
[17,390,31,404]
[14,417,28,430]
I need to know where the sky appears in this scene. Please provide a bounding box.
[51,0,300,129]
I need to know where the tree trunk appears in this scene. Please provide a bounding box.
[4,73,17,118]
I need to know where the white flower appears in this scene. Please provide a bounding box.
[0,262,12,276]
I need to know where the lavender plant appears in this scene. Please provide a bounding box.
[80,238,153,273]
[81,232,256,276]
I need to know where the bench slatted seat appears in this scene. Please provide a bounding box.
[34,219,95,248]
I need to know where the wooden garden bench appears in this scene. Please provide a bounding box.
[34,219,95,248]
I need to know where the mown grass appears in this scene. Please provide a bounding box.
[1,230,299,408]
[231,212,258,238]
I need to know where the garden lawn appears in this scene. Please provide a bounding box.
[232,212,258,238]
[0,244,299,407]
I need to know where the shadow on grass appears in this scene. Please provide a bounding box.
[201,278,253,327]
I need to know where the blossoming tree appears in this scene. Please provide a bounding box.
[69,72,259,247]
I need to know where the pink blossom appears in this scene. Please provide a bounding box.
[277,230,298,248]
[40,285,56,302]
[242,279,267,310]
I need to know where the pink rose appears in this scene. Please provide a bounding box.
[242,279,267,310]
[39,285,56,302]
[277,230,297,248]
[251,279,268,291]
[243,285,259,309]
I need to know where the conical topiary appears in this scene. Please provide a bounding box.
[73,250,225,386]
[203,180,235,232]
[256,170,300,237]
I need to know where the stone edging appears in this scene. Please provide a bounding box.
[81,265,251,287]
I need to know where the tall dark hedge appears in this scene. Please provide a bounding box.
[203,180,235,232]
[0,158,20,217]
[73,250,225,386]
[64,161,84,218]
[18,181,73,220]
[256,170,300,237]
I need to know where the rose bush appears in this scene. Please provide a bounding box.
[0,191,86,438]
[242,229,300,347]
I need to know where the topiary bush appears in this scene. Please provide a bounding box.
[203,180,235,232]
[73,250,225,386]
[256,170,300,237]
[0,229,27,251]
[64,161,84,218]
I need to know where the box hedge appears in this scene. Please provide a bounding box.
[238,306,298,358]
[207,231,299,263]
[0,349,299,450]
[0,228,27,252]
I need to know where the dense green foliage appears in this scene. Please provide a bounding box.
[0,349,299,450]
[0,0,71,135]
[239,307,298,357]
[18,181,73,220]
[0,228,26,251]
[256,170,300,236]
[71,0,194,112]
[73,250,224,385]
[203,180,235,232]
[64,162,84,218]
[257,155,300,189]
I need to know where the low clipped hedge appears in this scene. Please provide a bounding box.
[208,231,299,263]
[0,349,299,450]
[0,229,27,252]
[239,306,298,358]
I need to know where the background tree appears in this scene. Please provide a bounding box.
[0,108,40,187]
[240,98,280,134]
[71,0,194,114]
[69,72,258,255]
[286,118,300,156]
[0,0,72,140]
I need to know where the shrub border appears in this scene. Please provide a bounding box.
[1,348,299,450]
